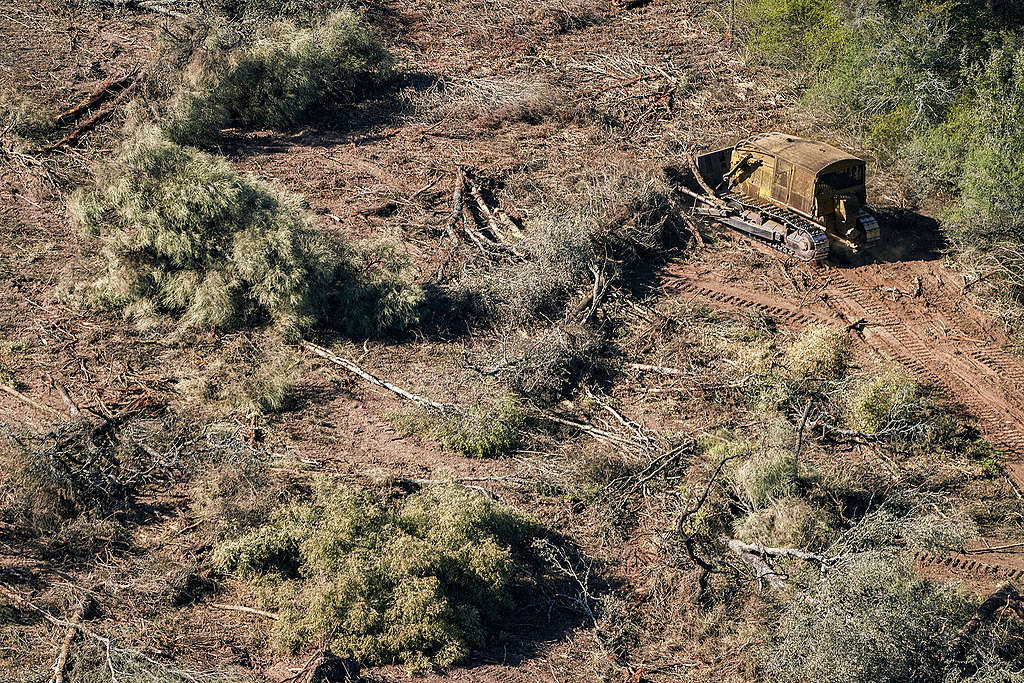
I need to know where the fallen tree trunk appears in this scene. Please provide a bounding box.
[54,71,137,126]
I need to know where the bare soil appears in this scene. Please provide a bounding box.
[2,0,1023,680]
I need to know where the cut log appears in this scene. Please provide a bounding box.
[54,70,137,126]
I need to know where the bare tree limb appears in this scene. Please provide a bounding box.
[301,341,455,411]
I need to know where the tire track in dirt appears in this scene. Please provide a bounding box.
[663,275,826,328]
[914,550,1024,582]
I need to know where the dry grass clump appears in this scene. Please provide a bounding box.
[420,77,568,129]
[734,498,836,551]
[398,395,525,458]
[0,91,55,151]
[165,9,393,147]
[732,447,798,509]
[783,324,850,381]
[69,129,421,337]
[214,483,543,671]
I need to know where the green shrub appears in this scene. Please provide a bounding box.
[69,129,421,337]
[945,39,1024,324]
[214,483,543,671]
[165,10,393,147]
[844,367,924,433]
[739,0,847,69]
[762,553,974,683]
[784,324,849,381]
[734,497,836,550]
[732,447,798,509]
[399,395,524,458]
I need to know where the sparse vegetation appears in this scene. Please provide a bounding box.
[214,483,543,671]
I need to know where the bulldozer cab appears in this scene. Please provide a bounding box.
[694,133,867,233]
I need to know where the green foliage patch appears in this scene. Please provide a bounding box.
[166,9,393,147]
[214,483,543,671]
[69,129,420,337]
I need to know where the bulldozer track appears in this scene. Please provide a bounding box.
[665,276,823,327]
[820,269,1024,458]
[969,348,1024,387]
[663,264,1024,466]
[913,550,1024,582]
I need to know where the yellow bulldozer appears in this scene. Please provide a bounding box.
[685,133,881,263]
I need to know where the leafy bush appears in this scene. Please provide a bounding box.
[214,483,543,671]
[739,0,848,69]
[945,40,1024,322]
[399,395,525,458]
[762,553,975,683]
[732,447,798,509]
[69,130,420,337]
[166,10,393,147]
[469,171,680,327]
[734,497,836,550]
[783,324,849,381]
[844,367,925,434]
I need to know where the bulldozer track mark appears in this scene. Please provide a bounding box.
[665,277,823,327]
[969,348,1024,387]
[913,550,1024,581]
[822,270,1024,459]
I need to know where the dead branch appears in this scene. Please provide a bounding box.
[0,582,167,683]
[726,540,786,590]
[725,540,829,591]
[674,453,744,601]
[45,80,138,151]
[494,205,524,238]
[0,382,65,419]
[948,585,1024,664]
[99,0,188,18]
[49,377,81,417]
[543,412,643,450]
[444,170,466,243]
[209,603,279,620]
[54,71,137,126]
[53,597,90,683]
[467,180,505,241]
[585,387,654,449]
[626,362,685,376]
[685,152,719,198]
[301,341,455,411]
